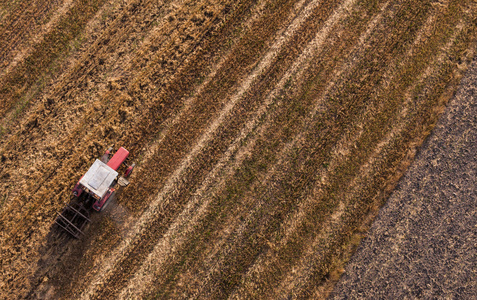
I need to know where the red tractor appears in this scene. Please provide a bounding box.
[55,147,135,238]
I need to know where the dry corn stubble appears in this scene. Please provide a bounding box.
[0,0,476,299]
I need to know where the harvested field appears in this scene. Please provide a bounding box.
[0,0,476,299]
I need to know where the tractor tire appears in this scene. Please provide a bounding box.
[101,191,116,212]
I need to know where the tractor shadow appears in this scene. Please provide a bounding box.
[26,221,94,299]
[26,194,133,299]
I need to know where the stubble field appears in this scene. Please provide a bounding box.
[0,0,476,299]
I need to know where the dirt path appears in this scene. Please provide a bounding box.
[330,54,477,299]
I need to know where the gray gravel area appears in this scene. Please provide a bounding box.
[330,57,477,299]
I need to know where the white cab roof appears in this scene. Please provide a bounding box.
[79,159,118,198]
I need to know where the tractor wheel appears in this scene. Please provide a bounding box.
[124,163,135,178]
[101,191,116,212]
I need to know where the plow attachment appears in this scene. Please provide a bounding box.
[55,204,91,239]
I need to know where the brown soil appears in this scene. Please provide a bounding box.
[0,0,476,299]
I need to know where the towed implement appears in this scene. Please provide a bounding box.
[54,147,135,238]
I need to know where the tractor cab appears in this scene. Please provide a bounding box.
[78,159,118,211]
[71,147,134,211]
